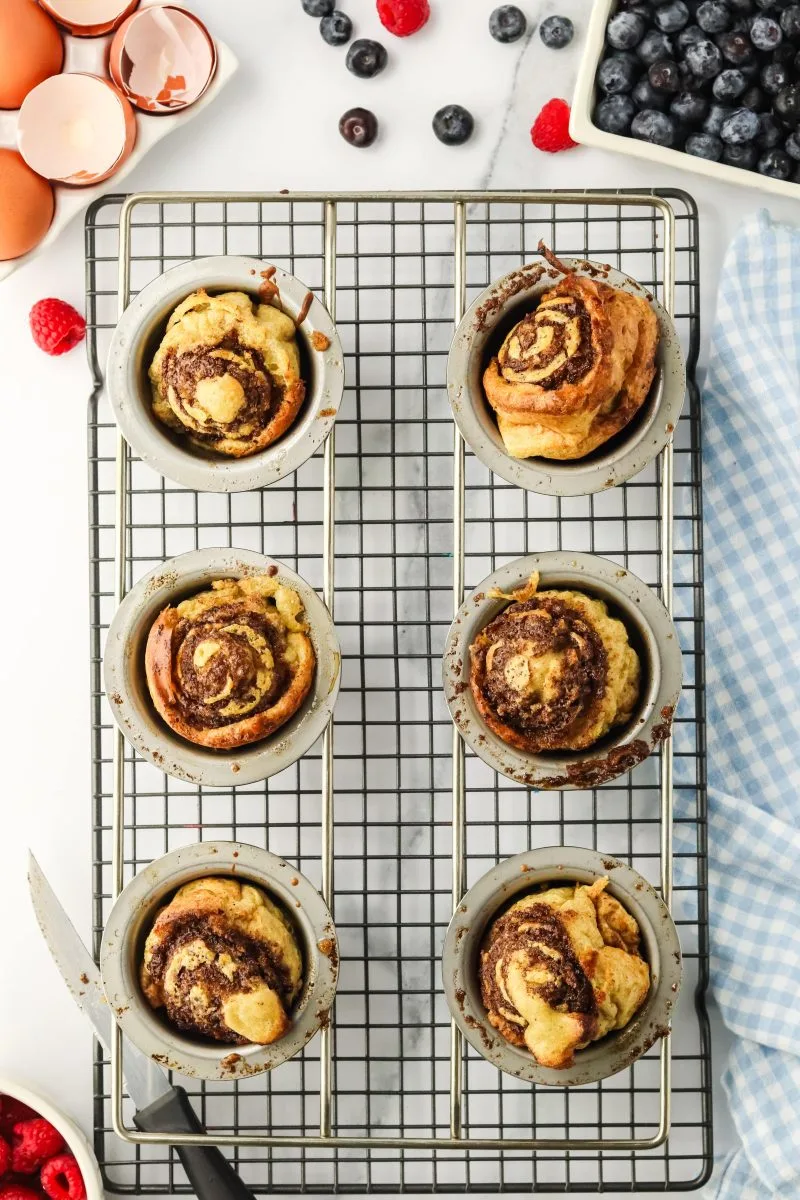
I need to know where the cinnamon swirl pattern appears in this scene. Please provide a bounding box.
[145,573,316,750]
[149,290,305,457]
[141,877,304,1045]
[479,878,650,1069]
[483,247,659,460]
[469,574,640,753]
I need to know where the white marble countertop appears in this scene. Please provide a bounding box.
[0,0,788,1193]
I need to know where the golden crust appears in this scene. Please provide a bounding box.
[149,290,306,458]
[479,878,650,1069]
[469,577,640,754]
[145,574,316,751]
[141,877,303,1045]
[483,273,659,461]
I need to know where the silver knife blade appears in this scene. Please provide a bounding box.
[28,851,172,1113]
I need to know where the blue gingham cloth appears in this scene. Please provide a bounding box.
[699,210,800,1198]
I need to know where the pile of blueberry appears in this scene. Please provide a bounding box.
[594,0,800,182]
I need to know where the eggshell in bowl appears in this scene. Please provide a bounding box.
[0,149,55,261]
[17,73,137,186]
[39,0,141,37]
[0,0,63,110]
[109,5,217,113]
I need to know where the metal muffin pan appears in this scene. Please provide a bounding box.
[443,551,682,790]
[103,547,341,787]
[100,840,339,1082]
[441,847,683,1088]
[447,257,686,497]
[571,0,800,203]
[105,255,344,492]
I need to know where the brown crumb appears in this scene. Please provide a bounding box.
[311,330,331,351]
[318,407,337,418]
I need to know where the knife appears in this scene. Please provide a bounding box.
[28,853,257,1200]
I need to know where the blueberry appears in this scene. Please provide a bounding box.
[684,37,723,79]
[432,104,474,145]
[727,0,755,12]
[712,68,747,99]
[796,47,800,74]
[717,30,755,64]
[345,38,387,77]
[703,102,733,133]
[781,5,800,37]
[785,130,800,158]
[631,107,678,143]
[741,85,767,110]
[302,0,333,14]
[773,42,797,64]
[633,76,669,108]
[671,89,709,120]
[696,0,730,31]
[594,93,637,132]
[722,141,759,166]
[540,15,574,48]
[793,163,800,181]
[489,5,527,43]
[749,14,783,49]
[677,23,705,50]
[720,106,760,141]
[758,112,784,146]
[758,147,793,176]
[598,53,640,92]
[686,131,724,156]
[656,0,690,30]
[339,107,378,147]
[607,10,647,48]
[638,29,675,62]
[776,84,800,125]
[320,10,352,44]
[648,58,682,90]
[761,61,791,95]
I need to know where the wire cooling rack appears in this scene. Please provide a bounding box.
[85,190,711,1193]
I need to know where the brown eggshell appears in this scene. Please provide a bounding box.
[0,0,64,110]
[109,5,217,113]
[0,149,55,260]
[17,73,137,186]
[38,0,141,37]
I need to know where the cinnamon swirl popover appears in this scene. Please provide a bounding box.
[149,289,305,457]
[141,877,304,1045]
[483,246,659,461]
[145,573,316,750]
[479,878,650,1069]
[469,573,640,754]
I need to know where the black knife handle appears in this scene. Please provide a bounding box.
[134,1086,257,1200]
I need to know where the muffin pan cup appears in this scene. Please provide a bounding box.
[446,257,686,497]
[100,841,339,1082]
[443,551,682,790]
[105,254,344,492]
[103,548,341,787]
[442,847,683,1088]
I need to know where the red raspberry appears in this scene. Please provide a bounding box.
[0,1102,36,1139]
[28,298,86,356]
[0,1185,40,1200]
[0,1136,10,1177]
[531,98,578,153]
[40,1155,86,1200]
[11,1121,64,1175]
[376,0,429,36]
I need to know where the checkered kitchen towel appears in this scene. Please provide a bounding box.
[699,209,800,1198]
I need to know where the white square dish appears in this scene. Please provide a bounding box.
[570,0,800,202]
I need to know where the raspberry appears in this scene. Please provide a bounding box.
[0,1185,40,1200]
[531,98,578,152]
[376,0,429,36]
[40,1155,86,1200]
[11,1120,64,1175]
[0,1102,37,1139]
[0,1137,9,1177]
[28,298,86,356]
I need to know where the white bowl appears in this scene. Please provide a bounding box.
[571,0,800,202]
[0,1076,103,1199]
